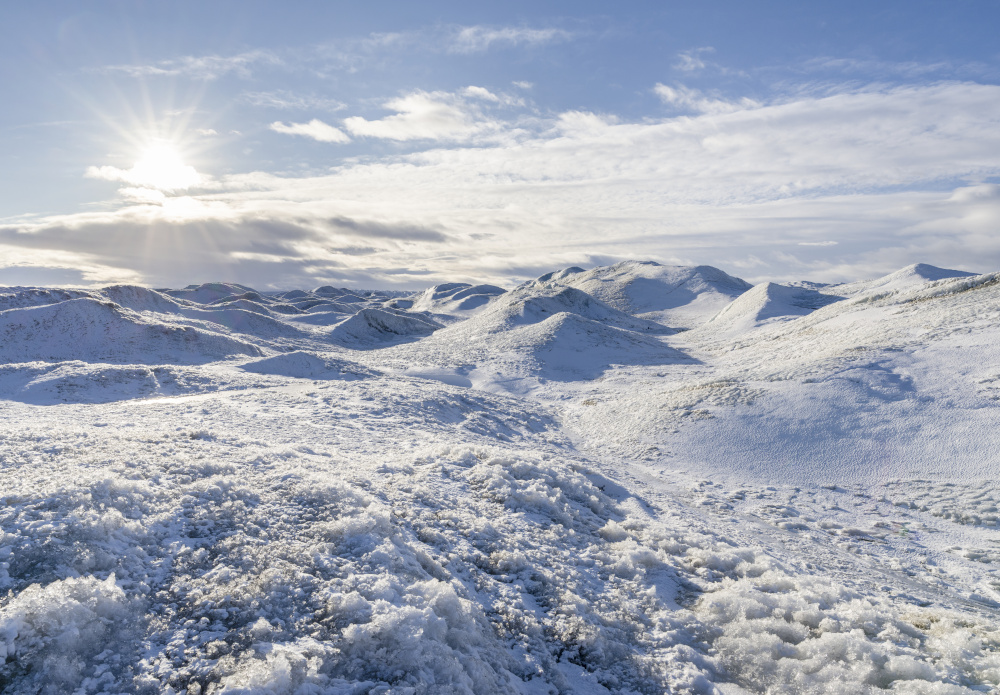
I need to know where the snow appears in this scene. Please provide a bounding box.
[1,261,998,694]
[538,260,753,329]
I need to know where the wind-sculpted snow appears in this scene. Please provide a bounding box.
[1,260,999,694]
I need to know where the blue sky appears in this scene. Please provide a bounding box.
[2,1,999,289]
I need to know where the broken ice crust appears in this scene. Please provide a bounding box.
[1,261,999,693]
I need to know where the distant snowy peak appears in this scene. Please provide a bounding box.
[409,282,507,315]
[534,260,753,329]
[833,263,977,297]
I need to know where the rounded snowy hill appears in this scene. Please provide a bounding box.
[699,282,842,336]
[536,260,753,329]
[327,308,442,348]
[0,297,262,364]
[163,282,259,304]
[832,262,976,297]
[384,284,687,386]
[409,282,507,316]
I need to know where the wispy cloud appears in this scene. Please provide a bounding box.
[102,50,281,80]
[243,91,347,112]
[269,119,351,143]
[449,25,572,54]
[674,47,715,72]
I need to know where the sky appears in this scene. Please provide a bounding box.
[2,1,1000,290]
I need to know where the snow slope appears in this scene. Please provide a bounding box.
[1,261,999,694]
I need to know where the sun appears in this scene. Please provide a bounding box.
[129,141,201,191]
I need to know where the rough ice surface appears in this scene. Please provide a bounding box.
[1,264,999,694]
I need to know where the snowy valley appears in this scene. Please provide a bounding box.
[1,260,999,694]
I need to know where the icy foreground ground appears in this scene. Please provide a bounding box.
[1,261,999,694]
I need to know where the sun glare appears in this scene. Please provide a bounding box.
[130,142,201,191]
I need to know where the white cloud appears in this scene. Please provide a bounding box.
[512,81,534,90]
[103,50,281,80]
[16,82,1000,288]
[342,89,505,142]
[675,47,715,72]
[85,160,203,193]
[654,83,760,115]
[449,26,571,54]
[269,119,351,144]
[243,91,347,112]
[462,86,501,102]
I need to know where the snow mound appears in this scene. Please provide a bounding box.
[0,287,95,311]
[300,300,359,314]
[329,308,442,348]
[540,260,753,329]
[240,351,371,380]
[835,263,977,297]
[197,298,274,316]
[535,266,586,283]
[0,298,262,364]
[503,311,688,379]
[208,290,268,305]
[396,286,688,385]
[165,282,257,305]
[311,285,346,296]
[0,575,133,691]
[410,283,507,315]
[0,362,160,404]
[184,306,306,341]
[99,284,189,314]
[466,284,671,335]
[702,282,843,335]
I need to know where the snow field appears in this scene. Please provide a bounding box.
[2,373,999,693]
[2,262,1000,693]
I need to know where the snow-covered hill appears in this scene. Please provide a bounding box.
[1,261,998,694]
[537,260,753,329]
